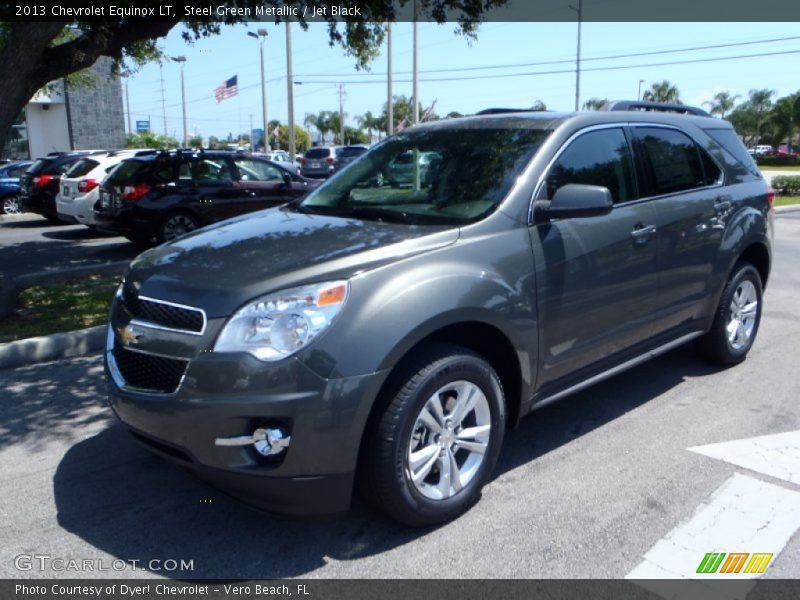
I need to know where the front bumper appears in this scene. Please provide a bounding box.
[105,325,387,517]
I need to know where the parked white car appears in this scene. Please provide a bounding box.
[263,150,302,174]
[56,150,151,228]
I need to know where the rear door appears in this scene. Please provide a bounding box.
[175,156,240,222]
[530,126,659,393]
[631,126,724,334]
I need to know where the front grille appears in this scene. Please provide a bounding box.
[112,340,188,394]
[121,286,205,333]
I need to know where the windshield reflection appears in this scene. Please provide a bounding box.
[298,128,549,225]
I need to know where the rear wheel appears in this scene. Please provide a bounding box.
[159,211,198,243]
[2,195,20,215]
[696,262,763,365]
[361,345,505,526]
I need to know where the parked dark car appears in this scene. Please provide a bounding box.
[94,150,320,245]
[300,146,341,178]
[19,151,105,221]
[105,101,773,525]
[0,160,33,214]
[333,145,369,171]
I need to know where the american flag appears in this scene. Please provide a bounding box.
[214,75,238,103]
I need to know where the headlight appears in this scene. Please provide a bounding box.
[214,281,349,361]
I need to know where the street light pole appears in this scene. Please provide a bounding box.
[286,21,296,158]
[337,83,346,144]
[171,56,188,146]
[638,79,645,101]
[248,29,269,151]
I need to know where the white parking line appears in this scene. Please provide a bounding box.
[688,430,800,486]
[626,473,800,599]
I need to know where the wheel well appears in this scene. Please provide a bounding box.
[738,242,770,287]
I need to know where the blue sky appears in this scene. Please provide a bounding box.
[124,21,800,140]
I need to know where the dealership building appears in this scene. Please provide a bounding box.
[3,57,126,160]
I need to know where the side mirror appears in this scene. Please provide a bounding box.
[282,172,293,185]
[535,184,613,220]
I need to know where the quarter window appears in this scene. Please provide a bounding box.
[634,128,707,196]
[543,128,636,204]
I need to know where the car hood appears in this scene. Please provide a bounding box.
[125,206,460,317]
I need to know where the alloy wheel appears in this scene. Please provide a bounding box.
[727,280,758,350]
[162,214,197,240]
[2,195,20,215]
[406,380,491,500]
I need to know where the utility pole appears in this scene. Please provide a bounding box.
[286,21,296,158]
[124,78,132,134]
[412,1,419,125]
[249,113,254,151]
[171,56,188,146]
[159,63,167,135]
[387,22,393,136]
[638,79,645,101]
[571,0,582,111]
[337,83,346,144]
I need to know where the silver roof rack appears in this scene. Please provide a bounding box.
[602,100,711,117]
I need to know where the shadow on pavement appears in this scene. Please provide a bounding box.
[49,345,720,579]
[42,227,118,241]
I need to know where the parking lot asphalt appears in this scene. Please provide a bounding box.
[0,214,139,280]
[0,211,798,580]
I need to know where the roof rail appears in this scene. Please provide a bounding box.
[475,108,547,115]
[602,100,711,117]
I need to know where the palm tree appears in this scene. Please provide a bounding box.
[766,93,800,153]
[582,98,608,111]
[355,110,382,143]
[748,88,776,145]
[703,91,740,119]
[642,81,681,104]
[529,100,547,111]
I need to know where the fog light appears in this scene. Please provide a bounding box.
[214,426,291,457]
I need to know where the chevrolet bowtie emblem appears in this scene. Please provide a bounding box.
[117,324,143,346]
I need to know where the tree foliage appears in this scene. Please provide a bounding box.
[125,131,179,149]
[0,0,510,152]
[642,80,681,104]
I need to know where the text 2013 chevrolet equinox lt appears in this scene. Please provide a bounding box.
[106,102,773,525]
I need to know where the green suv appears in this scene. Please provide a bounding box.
[106,101,773,525]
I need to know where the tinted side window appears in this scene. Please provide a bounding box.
[635,128,705,196]
[544,128,635,204]
[234,159,283,182]
[178,158,233,184]
[703,127,759,176]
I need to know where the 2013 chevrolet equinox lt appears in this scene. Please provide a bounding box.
[106,102,774,525]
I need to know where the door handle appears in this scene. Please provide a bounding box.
[714,198,732,214]
[630,224,656,243]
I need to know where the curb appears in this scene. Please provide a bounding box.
[0,325,105,370]
[775,204,800,213]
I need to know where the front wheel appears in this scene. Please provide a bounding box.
[2,195,21,215]
[361,345,505,526]
[696,262,763,365]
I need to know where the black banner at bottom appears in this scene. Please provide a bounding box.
[3,579,800,600]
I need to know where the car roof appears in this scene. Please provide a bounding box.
[411,102,733,134]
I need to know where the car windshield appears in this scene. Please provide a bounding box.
[339,146,367,158]
[305,148,332,159]
[298,127,549,225]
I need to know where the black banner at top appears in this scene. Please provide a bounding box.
[2,0,800,23]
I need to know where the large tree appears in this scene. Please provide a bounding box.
[0,0,510,151]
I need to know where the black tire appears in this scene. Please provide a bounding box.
[696,262,763,366]
[158,210,199,244]
[360,344,505,526]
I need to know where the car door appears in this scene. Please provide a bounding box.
[175,156,241,222]
[630,126,724,334]
[529,126,659,393]
[232,158,304,211]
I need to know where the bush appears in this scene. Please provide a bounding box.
[756,155,800,167]
[771,175,800,195]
